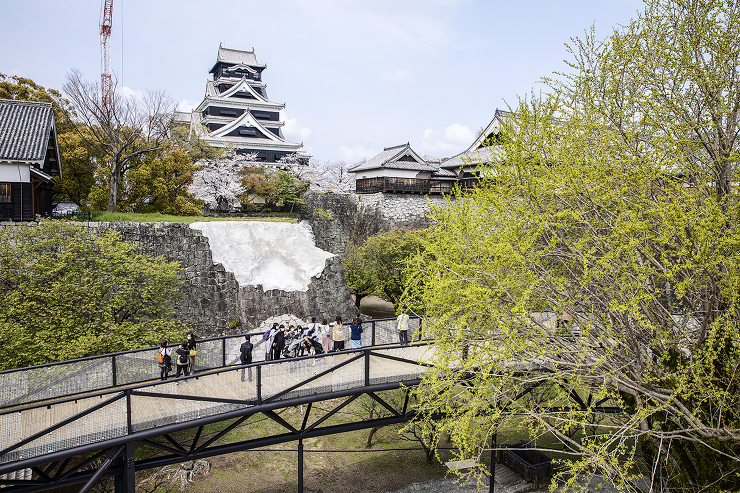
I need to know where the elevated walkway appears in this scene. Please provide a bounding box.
[0,315,432,493]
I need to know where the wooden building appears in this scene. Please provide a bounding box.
[0,99,61,221]
[175,45,309,164]
[349,143,457,194]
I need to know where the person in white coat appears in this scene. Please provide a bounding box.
[396,309,410,345]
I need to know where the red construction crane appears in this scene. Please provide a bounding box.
[100,0,113,115]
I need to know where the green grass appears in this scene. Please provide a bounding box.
[84,211,299,223]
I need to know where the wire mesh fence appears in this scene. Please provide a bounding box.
[0,344,434,466]
[0,317,420,409]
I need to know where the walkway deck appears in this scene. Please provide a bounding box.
[0,344,435,473]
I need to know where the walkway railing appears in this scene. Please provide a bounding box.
[0,317,422,409]
[0,343,433,468]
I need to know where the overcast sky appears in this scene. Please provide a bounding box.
[0,0,644,163]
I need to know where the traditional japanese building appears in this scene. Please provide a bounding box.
[0,99,61,220]
[349,109,509,194]
[175,45,308,163]
[349,143,457,194]
[438,108,508,186]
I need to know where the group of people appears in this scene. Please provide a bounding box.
[236,316,363,381]
[156,331,197,381]
[259,316,364,361]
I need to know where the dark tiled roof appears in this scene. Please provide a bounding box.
[217,47,265,68]
[441,146,502,169]
[0,99,54,162]
[348,143,438,173]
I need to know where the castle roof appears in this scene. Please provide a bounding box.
[0,99,55,162]
[210,46,265,73]
[440,108,509,169]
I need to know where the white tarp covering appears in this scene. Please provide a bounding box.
[190,221,334,292]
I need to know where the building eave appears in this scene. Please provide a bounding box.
[195,97,285,113]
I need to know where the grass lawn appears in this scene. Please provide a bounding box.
[79,211,300,223]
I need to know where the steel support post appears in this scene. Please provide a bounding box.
[298,439,304,493]
[115,442,135,493]
[111,355,117,387]
[371,321,376,347]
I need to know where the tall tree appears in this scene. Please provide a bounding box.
[63,70,173,212]
[344,229,427,309]
[405,1,740,491]
[119,149,203,216]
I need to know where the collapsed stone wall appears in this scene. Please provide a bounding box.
[91,222,357,338]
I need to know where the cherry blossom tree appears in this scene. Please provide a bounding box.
[189,151,258,212]
[279,155,355,192]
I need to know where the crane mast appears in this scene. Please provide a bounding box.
[100,0,113,116]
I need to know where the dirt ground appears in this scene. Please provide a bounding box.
[358,296,396,319]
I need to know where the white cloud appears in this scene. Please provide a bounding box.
[177,99,195,112]
[282,112,312,141]
[421,123,475,153]
[118,86,144,102]
[337,144,376,162]
[381,69,412,81]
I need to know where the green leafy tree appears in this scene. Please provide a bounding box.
[239,165,308,211]
[0,221,184,369]
[119,149,203,216]
[343,229,427,310]
[404,1,740,491]
[55,131,97,207]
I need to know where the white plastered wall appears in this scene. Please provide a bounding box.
[0,162,31,182]
[354,169,419,179]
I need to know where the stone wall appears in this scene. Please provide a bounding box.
[301,191,453,256]
[90,222,358,338]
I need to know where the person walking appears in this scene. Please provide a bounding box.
[186,331,197,374]
[331,316,345,352]
[320,319,332,354]
[349,318,363,349]
[175,341,190,379]
[157,341,172,380]
[397,309,410,345]
[240,335,254,382]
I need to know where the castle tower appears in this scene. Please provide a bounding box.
[176,45,308,163]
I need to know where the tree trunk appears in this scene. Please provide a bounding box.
[365,426,380,448]
[108,162,120,213]
[355,293,365,310]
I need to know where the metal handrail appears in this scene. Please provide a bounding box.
[0,316,422,408]
[0,341,430,417]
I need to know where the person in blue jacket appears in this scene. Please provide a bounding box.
[349,317,363,349]
[240,335,253,382]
